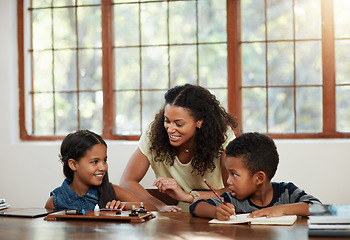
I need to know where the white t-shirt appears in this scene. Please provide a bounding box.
[138,127,235,211]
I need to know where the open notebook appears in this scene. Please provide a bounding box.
[209,213,297,226]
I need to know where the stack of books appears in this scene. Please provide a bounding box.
[308,204,350,237]
[0,198,10,210]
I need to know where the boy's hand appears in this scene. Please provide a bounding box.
[248,205,284,218]
[105,200,126,210]
[215,203,236,221]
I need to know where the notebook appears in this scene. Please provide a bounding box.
[0,208,53,218]
[209,213,298,226]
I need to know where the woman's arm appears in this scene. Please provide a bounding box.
[120,148,181,212]
[112,184,157,211]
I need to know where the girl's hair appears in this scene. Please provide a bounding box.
[60,130,116,207]
[149,84,238,176]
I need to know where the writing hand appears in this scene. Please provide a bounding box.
[215,202,236,221]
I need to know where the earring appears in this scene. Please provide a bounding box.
[197,126,201,129]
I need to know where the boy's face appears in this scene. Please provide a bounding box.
[224,156,257,200]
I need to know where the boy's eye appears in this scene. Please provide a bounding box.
[232,173,238,178]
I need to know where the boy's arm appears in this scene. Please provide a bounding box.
[191,200,236,220]
[248,202,310,218]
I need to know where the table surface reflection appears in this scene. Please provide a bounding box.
[0,211,337,240]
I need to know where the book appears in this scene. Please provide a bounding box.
[308,204,350,237]
[209,213,297,226]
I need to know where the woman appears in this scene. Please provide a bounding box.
[120,84,238,212]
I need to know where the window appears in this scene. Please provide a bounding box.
[18,0,228,140]
[229,0,350,138]
[18,0,349,140]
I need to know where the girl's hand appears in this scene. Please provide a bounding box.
[215,203,236,221]
[153,177,189,202]
[158,205,182,213]
[105,200,126,210]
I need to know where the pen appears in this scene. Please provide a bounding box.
[203,179,236,218]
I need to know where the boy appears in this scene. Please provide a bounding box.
[189,132,321,221]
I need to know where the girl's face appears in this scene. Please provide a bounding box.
[72,143,108,188]
[225,156,257,200]
[163,104,202,149]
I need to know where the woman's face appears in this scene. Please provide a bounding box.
[163,104,202,148]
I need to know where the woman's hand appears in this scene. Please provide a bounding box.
[158,205,182,212]
[105,200,126,210]
[153,177,192,203]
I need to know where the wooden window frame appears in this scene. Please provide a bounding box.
[18,0,349,141]
[228,0,350,139]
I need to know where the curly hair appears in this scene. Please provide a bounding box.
[149,84,238,176]
[225,132,279,180]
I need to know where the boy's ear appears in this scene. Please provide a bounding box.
[255,171,267,185]
[68,159,78,171]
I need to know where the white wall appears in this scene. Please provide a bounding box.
[1,0,349,208]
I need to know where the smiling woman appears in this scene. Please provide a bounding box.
[44,130,156,212]
[120,84,238,213]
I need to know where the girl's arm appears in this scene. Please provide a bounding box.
[45,196,55,210]
[120,148,180,212]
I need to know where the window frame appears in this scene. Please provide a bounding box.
[18,0,349,141]
[228,0,349,139]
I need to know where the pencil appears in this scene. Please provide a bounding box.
[203,179,236,218]
[203,179,228,206]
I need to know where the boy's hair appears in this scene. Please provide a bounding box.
[225,132,279,180]
[60,129,116,207]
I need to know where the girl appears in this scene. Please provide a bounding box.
[45,130,155,211]
[120,84,238,212]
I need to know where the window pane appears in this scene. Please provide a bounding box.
[141,46,168,89]
[34,93,54,135]
[79,91,103,133]
[295,41,322,85]
[77,6,102,48]
[294,0,321,39]
[242,88,267,132]
[296,87,322,132]
[268,88,294,133]
[198,0,227,43]
[242,43,266,86]
[268,42,294,86]
[336,86,350,132]
[169,1,196,44]
[334,0,350,38]
[115,91,140,135]
[32,0,51,8]
[114,4,139,47]
[241,0,265,42]
[33,51,52,92]
[33,9,52,50]
[53,0,75,7]
[267,0,293,40]
[54,50,77,91]
[53,8,76,49]
[142,90,165,132]
[79,49,102,91]
[56,93,78,135]
[335,40,350,84]
[115,48,140,90]
[170,45,197,87]
[77,0,101,5]
[199,44,227,88]
[210,89,228,110]
[140,2,167,45]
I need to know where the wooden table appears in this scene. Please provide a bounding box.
[0,211,337,240]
